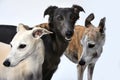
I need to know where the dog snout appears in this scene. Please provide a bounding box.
[3,59,11,67]
[79,59,86,66]
[65,30,73,38]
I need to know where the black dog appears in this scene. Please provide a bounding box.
[42,5,84,80]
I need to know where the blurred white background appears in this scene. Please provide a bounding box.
[0,0,120,80]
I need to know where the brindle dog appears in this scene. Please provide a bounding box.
[65,13,106,80]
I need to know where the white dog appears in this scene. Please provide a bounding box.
[0,24,52,80]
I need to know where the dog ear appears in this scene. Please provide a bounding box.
[44,6,58,17]
[32,28,53,39]
[72,5,85,14]
[98,17,106,33]
[17,23,30,32]
[85,13,95,27]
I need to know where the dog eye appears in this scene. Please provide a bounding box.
[18,44,26,49]
[57,15,64,21]
[88,43,95,48]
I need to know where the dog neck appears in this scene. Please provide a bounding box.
[24,39,44,79]
[29,39,44,65]
[49,22,69,57]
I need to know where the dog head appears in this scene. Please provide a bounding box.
[44,5,85,41]
[79,13,106,65]
[3,24,52,67]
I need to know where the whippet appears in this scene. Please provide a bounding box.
[42,5,85,80]
[1,24,52,80]
[65,13,106,80]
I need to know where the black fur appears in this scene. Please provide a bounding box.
[43,5,84,80]
[44,6,58,18]
[0,25,33,44]
[0,25,16,44]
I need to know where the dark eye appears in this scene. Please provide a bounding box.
[57,15,64,21]
[88,43,95,48]
[18,44,26,49]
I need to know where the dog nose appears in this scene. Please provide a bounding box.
[79,59,85,66]
[65,30,73,38]
[3,59,11,67]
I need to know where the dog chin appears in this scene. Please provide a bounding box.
[9,63,17,67]
[65,37,71,41]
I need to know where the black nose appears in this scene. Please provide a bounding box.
[3,59,11,67]
[79,59,85,66]
[65,30,73,38]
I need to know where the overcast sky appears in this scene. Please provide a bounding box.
[0,0,120,80]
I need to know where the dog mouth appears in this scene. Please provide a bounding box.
[65,37,71,41]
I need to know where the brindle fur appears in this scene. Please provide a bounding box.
[65,13,106,80]
[65,25,85,63]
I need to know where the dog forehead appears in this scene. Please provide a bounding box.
[54,8,73,15]
[11,30,32,44]
[85,27,100,41]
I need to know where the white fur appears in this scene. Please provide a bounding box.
[0,24,52,80]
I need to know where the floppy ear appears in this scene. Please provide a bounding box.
[17,23,30,32]
[32,28,53,39]
[72,5,85,14]
[99,17,106,33]
[85,13,95,27]
[44,6,58,17]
